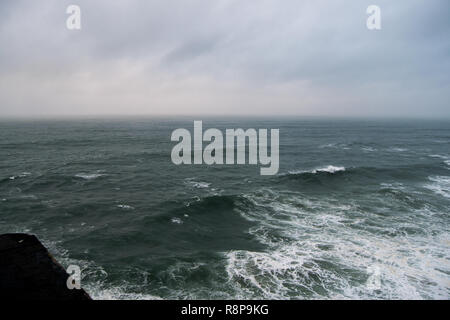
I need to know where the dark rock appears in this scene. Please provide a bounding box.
[0,233,91,300]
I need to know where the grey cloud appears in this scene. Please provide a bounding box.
[163,37,220,65]
[0,0,449,117]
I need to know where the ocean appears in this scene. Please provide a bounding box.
[0,118,449,299]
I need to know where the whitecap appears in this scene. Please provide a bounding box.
[171,217,183,224]
[319,143,350,150]
[192,182,211,189]
[319,143,337,148]
[185,178,211,189]
[85,286,162,300]
[388,147,408,152]
[7,172,31,180]
[225,189,450,299]
[19,172,31,177]
[287,165,345,175]
[20,194,38,200]
[380,182,405,190]
[117,204,134,210]
[75,173,105,180]
[312,165,346,174]
[425,176,450,198]
[41,239,163,300]
[428,155,450,168]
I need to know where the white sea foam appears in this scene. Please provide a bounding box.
[225,189,450,299]
[312,165,345,174]
[117,204,134,210]
[192,182,211,189]
[75,173,105,180]
[379,182,407,193]
[429,155,450,168]
[85,285,162,300]
[388,147,408,152]
[185,178,211,189]
[20,194,38,200]
[287,165,345,175]
[171,217,183,224]
[185,196,201,207]
[7,172,31,180]
[319,143,350,150]
[319,143,336,148]
[35,236,163,301]
[425,176,450,198]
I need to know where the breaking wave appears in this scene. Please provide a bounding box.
[425,176,450,199]
[287,165,346,175]
[74,173,106,180]
[224,189,450,299]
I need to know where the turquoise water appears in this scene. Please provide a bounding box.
[0,118,449,299]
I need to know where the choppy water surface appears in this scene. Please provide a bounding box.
[0,118,449,299]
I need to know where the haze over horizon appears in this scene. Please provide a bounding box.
[0,0,449,118]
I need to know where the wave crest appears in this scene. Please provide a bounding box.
[287,165,345,176]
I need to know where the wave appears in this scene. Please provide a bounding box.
[280,163,447,185]
[286,165,346,176]
[117,204,134,210]
[428,154,450,169]
[312,165,345,174]
[318,143,379,153]
[74,173,105,180]
[27,234,164,301]
[318,144,413,154]
[278,165,349,186]
[184,178,211,189]
[171,217,183,224]
[0,172,32,182]
[429,154,448,159]
[425,176,450,199]
[12,186,448,300]
[86,286,162,300]
[387,147,408,152]
[318,143,350,150]
[225,189,450,299]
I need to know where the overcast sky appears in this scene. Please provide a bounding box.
[0,0,449,118]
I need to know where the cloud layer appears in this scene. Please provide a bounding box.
[0,0,449,117]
